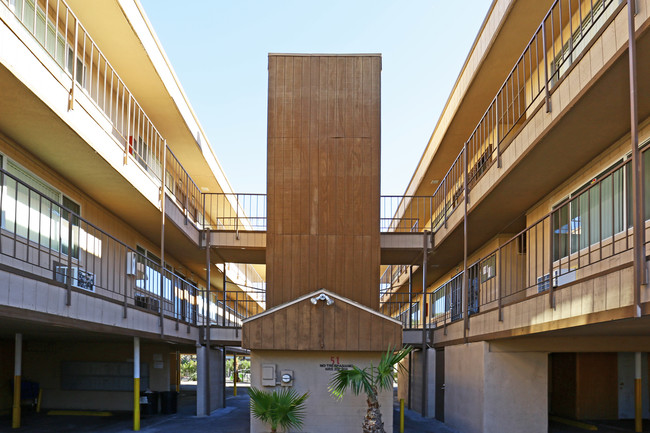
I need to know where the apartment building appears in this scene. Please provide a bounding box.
[5,0,648,432]
[0,0,266,428]
[382,0,650,432]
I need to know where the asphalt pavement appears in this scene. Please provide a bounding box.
[0,385,456,433]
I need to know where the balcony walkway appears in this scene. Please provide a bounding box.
[206,230,427,265]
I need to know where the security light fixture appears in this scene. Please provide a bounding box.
[310,293,334,306]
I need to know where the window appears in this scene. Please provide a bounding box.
[67,46,86,87]
[135,246,174,302]
[553,159,627,260]
[10,0,66,68]
[480,255,496,283]
[1,157,80,257]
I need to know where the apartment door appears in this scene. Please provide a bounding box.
[467,262,480,315]
[435,348,445,421]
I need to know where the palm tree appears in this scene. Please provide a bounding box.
[249,387,309,433]
[328,346,412,433]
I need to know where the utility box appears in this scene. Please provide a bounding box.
[261,364,276,387]
[280,370,294,387]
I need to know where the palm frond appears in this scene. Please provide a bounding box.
[249,387,274,425]
[328,366,373,400]
[273,388,309,431]
[249,387,309,431]
[375,345,413,392]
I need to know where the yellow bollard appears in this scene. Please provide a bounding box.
[134,337,140,431]
[12,375,20,429]
[400,398,404,433]
[36,389,42,413]
[133,377,140,431]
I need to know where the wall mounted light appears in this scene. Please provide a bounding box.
[310,293,334,306]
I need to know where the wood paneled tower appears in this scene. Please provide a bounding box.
[265,54,382,310]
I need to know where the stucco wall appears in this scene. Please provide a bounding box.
[405,348,436,418]
[483,349,547,433]
[197,346,224,415]
[446,343,486,433]
[445,342,547,433]
[250,350,393,433]
[16,339,171,411]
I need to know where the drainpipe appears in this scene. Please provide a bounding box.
[421,231,429,417]
[408,266,413,328]
[204,229,211,415]
[159,142,167,337]
[628,0,644,318]
[462,143,469,337]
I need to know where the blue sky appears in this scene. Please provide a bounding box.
[140,0,492,195]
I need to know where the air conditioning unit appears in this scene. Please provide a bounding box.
[126,252,147,279]
[135,294,160,312]
[126,252,137,276]
[537,269,577,293]
[54,265,95,292]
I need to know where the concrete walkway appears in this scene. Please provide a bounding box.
[1,385,456,433]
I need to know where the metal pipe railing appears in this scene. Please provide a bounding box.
[2,0,166,182]
[426,0,620,236]
[382,150,644,329]
[0,167,204,326]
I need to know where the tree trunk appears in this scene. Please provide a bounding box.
[362,389,384,433]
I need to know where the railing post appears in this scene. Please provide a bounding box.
[426,197,431,232]
[444,178,448,229]
[421,230,429,418]
[408,266,413,328]
[549,212,555,309]
[222,263,227,327]
[495,96,501,168]
[541,20,552,112]
[497,246,503,321]
[68,18,78,111]
[159,142,167,337]
[462,144,469,335]
[124,96,130,165]
[66,217,73,306]
[184,175,189,225]
[235,194,240,240]
[123,249,128,318]
[202,193,206,230]
[205,228,211,341]
[628,0,644,319]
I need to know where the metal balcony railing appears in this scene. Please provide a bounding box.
[382,148,649,329]
[203,193,267,232]
[0,167,217,327]
[210,289,266,328]
[166,147,202,224]
[3,0,166,182]
[408,0,623,236]
[381,196,433,233]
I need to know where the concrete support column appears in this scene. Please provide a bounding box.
[12,333,22,429]
[446,342,547,433]
[197,345,225,416]
[409,347,436,419]
[133,337,140,431]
